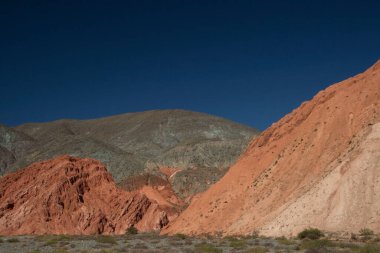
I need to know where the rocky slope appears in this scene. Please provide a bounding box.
[0,110,259,199]
[0,155,181,235]
[163,60,380,237]
[0,124,34,174]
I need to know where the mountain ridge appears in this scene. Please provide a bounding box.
[163,60,380,236]
[1,109,259,199]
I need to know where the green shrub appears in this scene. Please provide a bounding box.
[360,228,374,236]
[56,235,71,241]
[298,228,324,240]
[276,236,296,245]
[195,242,222,253]
[174,233,187,240]
[223,236,237,241]
[44,235,74,246]
[7,238,20,243]
[244,231,259,239]
[126,226,138,235]
[95,235,117,244]
[229,238,247,249]
[45,239,59,246]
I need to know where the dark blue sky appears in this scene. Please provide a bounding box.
[1,1,380,130]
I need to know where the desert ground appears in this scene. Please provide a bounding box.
[1,231,380,253]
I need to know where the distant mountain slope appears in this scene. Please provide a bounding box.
[0,146,15,174]
[0,124,34,173]
[1,110,259,198]
[163,61,380,236]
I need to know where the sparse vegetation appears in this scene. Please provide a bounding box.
[0,232,377,253]
[195,242,223,253]
[247,247,268,253]
[359,244,380,253]
[50,248,69,253]
[126,226,138,235]
[7,238,20,243]
[359,228,375,242]
[45,238,59,246]
[229,238,247,248]
[360,228,375,236]
[174,233,187,240]
[304,248,329,253]
[244,231,259,239]
[276,236,297,245]
[133,242,149,249]
[298,228,324,240]
[95,235,118,244]
[300,239,333,250]
[44,235,76,246]
[334,241,360,251]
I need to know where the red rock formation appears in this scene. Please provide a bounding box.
[118,172,185,208]
[0,155,179,235]
[163,60,380,237]
[159,166,182,180]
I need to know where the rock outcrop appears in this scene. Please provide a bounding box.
[0,155,180,235]
[163,60,380,237]
[1,110,259,199]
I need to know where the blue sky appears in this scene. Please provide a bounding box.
[1,0,379,130]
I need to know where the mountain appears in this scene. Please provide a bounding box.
[0,124,34,174]
[1,110,259,199]
[163,61,380,237]
[0,155,181,235]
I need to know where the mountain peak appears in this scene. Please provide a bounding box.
[372,59,380,70]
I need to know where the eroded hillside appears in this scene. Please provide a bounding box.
[0,155,181,235]
[1,110,259,199]
[163,61,380,237]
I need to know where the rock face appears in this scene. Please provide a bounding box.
[163,61,380,237]
[1,110,259,199]
[0,155,180,235]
